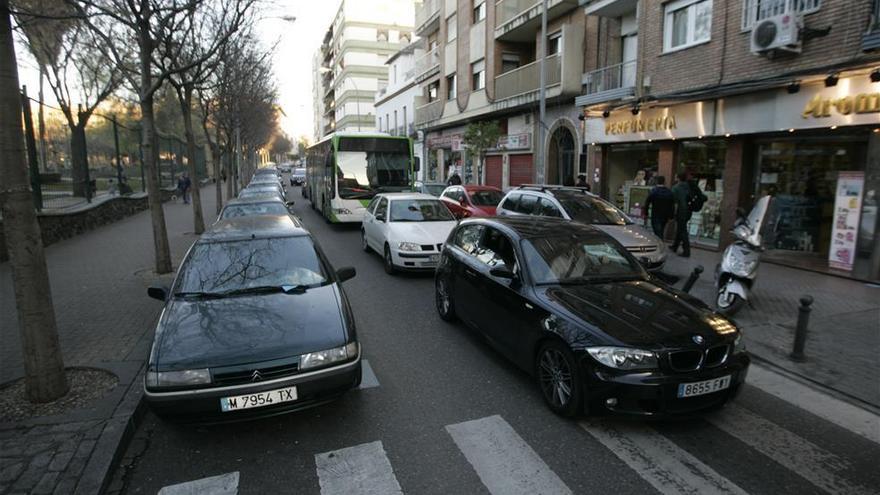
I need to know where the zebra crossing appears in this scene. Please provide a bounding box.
[153,401,878,495]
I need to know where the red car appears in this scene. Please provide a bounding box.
[439,185,505,218]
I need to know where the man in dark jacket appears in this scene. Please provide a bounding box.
[644,176,674,238]
[446,170,462,185]
[671,172,692,257]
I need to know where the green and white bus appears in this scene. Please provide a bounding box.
[306,133,416,223]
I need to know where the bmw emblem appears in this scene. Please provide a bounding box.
[692,335,705,345]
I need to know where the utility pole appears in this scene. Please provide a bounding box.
[536,0,548,185]
[112,116,123,189]
[234,117,241,195]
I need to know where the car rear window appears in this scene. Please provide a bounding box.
[176,236,328,295]
[470,189,503,206]
[220,203,288,220]
[557,194,631,225]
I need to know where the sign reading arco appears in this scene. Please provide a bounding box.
[802,93,880,118]
[605,115,677,135]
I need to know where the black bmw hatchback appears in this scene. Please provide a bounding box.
[435,217,749,418]
[144,215,361,422]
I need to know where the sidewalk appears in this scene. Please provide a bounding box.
[662,248,880,410]
[0,185,223,494]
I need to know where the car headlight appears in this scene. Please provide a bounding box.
[300,342,359,370]
[733,333,746,354]
[146,369,211,388]
[587,346,658,370]
[398,242,421,251]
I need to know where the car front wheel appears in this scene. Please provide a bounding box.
[361,229,371,253]
[435,276,456,321]
[536,341,583,418]
[383,245,397,275]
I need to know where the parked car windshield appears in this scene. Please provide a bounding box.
[469,189,503,206]
[522,234,644,284]
[175,237,328,295]
[557,194,632,226]
[389,199,454,222]
[220,203,288,220]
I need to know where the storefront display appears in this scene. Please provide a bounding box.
[427,149,440,181]
[678,140,726,247]
[829,172,865,271]
[605,143,658,211]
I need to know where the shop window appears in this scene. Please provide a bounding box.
[473,1,486,23]
[447,14,457,42]
[742,0,821,30]
[677,140,727,246]
[447,74,457,100]
[663,0,713,53]
[472,60,486,91]
[428,149,440,181]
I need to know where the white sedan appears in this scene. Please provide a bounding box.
[362,193,458,274]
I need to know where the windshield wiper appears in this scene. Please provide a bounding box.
[219,285,311,297]
[548,275,643,285]
[173,291,225,299]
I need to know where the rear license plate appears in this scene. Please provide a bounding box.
[430,254,439,262]
[677,375,731,398]
[220,386,297,412]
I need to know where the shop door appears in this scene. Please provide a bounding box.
[509,154,533,187]
[485,155,502,189]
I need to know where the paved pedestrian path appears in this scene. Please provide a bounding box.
[0,185,225,494]
[663,249,880,410]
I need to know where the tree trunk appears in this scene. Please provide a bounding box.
[138,5,172,274]
[225,148,233,200]
[70,122,89,197]
[180,87,204,233]
[37,65,47,172]
[0,0,67,403]
[213,126,222,215]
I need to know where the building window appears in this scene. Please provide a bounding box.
[473,1,486,23]
[547,32,562,56]
[501,53,520,73]
[393,110,398,135]
[472,60,485,91]
[446,14,457,42]
[663,0,713,53]
[742,0,821,30]
[428,80,440,102]
[386,114,390,131]
[447,74,457,99]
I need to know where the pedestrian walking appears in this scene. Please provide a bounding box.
[447,170,462,186]
[177,173,192,204]
[671,172,692,257]
[644,175,674,238]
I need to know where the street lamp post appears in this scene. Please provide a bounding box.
[536,0,548,185]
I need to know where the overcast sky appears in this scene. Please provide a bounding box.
[15,0,342,143]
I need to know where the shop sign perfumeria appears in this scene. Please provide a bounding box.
[605,115,678,135]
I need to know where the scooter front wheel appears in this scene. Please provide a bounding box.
[716,290,745,316]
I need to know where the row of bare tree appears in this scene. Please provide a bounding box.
[1,0,281,402]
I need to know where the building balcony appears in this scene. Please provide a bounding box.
[581,0,637,17]
[413,47,441,84]
[415,99,444,126]
[494,54,561,101]
[415,0,440,37]
[495,0,579,42]
[575,60,636,107]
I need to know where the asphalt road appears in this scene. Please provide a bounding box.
[112,185,880,495]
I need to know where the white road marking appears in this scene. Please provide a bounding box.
[157,472,239,495]
[711,404,873,494]
[315,441,403,495]
[446,415,572,495]
[359,359,380,389]
[746,363,880,444]
[580,421,748,495]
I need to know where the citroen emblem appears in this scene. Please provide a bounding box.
[693,335,705,345]
[251,370,263,382]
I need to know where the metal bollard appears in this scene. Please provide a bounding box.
[790,295,814,362]
[682,265,704,293]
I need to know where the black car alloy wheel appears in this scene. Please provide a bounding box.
[383,245,397,275]
[435,276,456,321]
[537,341,583,417]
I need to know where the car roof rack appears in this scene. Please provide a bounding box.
[515,184,592,194]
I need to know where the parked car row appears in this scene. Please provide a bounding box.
[344,181,747,418]
[144,166,362,422]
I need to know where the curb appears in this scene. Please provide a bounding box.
[74,363,147,495]
[749,353,880,417]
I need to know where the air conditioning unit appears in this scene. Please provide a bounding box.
[750,13,803,54]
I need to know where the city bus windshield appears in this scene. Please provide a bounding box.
[336,137,411,199]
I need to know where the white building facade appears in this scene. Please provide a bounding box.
[375,43,425,176]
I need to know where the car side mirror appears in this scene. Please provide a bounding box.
[489,266,515,279]
[375,213,385,222]
[147,286,168,301]
[336,266,356,283]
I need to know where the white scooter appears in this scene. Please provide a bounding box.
[715,195,774,316]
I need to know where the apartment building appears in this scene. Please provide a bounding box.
[375,42,426,169]
[312,0,417,141]
[577,0,880,281]
[413,0,587,188]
